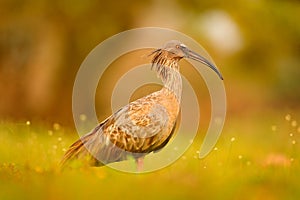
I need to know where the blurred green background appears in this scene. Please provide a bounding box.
[1,0,300,199]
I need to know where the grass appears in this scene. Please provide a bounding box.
[0,113,299,200]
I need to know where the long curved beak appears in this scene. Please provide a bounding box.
[185,49,223,80]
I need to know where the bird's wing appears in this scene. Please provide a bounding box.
[87,93,177,164]
[114,100,169,138]
[102,96,171,153]
[61,92,177,167]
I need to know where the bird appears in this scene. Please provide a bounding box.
[61,40,223,171]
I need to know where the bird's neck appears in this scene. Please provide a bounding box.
[162,67,182,102]
[153,62,182,102]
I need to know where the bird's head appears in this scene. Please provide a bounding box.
[151,40,223,80]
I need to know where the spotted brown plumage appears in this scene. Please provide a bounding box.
[61,40,223,170]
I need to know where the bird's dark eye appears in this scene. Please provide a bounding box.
[176,45,180,49]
